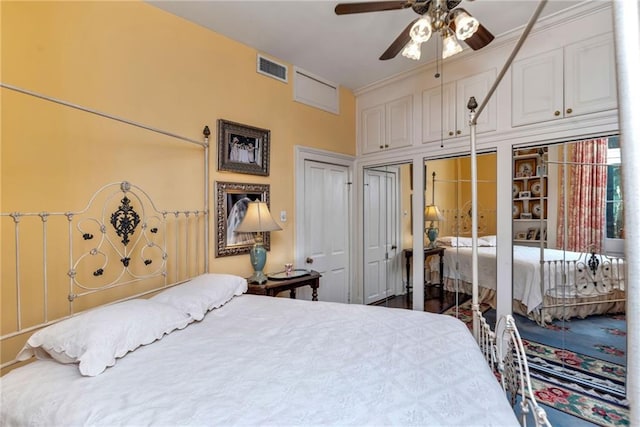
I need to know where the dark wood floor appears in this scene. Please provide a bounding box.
[370,285,470,314]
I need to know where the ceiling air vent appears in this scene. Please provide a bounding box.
[257,54,288,83]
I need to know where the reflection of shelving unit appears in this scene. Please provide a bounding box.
[513,148,548,247]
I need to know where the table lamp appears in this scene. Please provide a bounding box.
[425,171,444,248]
[235,201,282,284]
[424,204,444,248]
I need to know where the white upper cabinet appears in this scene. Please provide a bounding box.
[422,69,496,143]
[361,95,412,154]
[512,33,617,127]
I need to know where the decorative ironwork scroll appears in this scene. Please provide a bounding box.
[110,196,140,246]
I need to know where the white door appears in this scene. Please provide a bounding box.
[301,160,351,303]
[363,168,399,304]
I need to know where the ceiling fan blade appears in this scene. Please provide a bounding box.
[335,1,411,15]
[463,23,495,51]
[379,18,419,60]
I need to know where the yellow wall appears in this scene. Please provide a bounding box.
[1,1,355,365]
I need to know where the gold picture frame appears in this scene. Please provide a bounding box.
[217,119,270,176]
[215,181,271,257]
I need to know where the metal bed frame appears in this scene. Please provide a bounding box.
[0,84,210,369]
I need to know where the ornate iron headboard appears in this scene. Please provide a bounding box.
[1,181,206,368]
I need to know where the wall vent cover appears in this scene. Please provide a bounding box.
[257,54,288,83]
[293,67,339,115]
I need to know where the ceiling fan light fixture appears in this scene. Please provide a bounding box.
[401,40,422,60]
[442,31,463,59]
[409,16,433,43]
[453,9,479,40]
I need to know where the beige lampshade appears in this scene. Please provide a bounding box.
[235,201,282,233]
[424,205,445,222]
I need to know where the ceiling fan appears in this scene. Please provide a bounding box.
[334,0,494,61]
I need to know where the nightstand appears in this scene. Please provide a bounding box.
[403,247,446,301]
[247,270,321,301]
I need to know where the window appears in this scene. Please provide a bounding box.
[604,136,623,255]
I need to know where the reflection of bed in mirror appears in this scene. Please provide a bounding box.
[431,238,626,325]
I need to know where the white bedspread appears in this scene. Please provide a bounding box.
[432,245,619,313]
[1,295,517,426]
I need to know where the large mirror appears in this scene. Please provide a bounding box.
[361,153,497,323]
[511,136,627,406]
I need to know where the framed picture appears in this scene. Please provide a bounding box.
[515,231,527,240]
[514,158,536,178]
[512,200,523,219]
[512,181,523,198]
[215,181,271,257]
[520,213,533,220]
[526,227,539,240]
[519,190,532,199]
[217,119,270,176]
[528,177,546,197]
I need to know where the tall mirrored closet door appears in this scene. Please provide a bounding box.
[512,135,627,401]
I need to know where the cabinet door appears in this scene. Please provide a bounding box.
[511,49,564,127]
[564,33,617,117]
[421,82,455,143]
[386,95,413,150]
[361,105,385,154]
[456,68,497,136]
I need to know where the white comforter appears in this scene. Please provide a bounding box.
[1,295,517,426]
[433,245,619,313]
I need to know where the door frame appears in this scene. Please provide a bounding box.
[294,145,356,302]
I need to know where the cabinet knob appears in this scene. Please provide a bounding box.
[379,145,383,149]
[566,108,573,114]
[384,144,389,148]
[456,130,461,135]
[448,131,454,136]
[554,110,560,116]
[306,257,314,264]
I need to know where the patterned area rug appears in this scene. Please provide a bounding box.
[524,339,629,427]
[441,299,490,329]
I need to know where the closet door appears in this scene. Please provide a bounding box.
[363,168,399,304]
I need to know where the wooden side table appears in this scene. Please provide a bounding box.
[403,247,446,300]
[247,270,321,301]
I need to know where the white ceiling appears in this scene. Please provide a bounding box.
[149,0,582,91]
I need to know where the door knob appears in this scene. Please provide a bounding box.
[391,245,398,250]
[306,257,314,264]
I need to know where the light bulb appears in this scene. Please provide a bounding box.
[442,32,463,59]
[454,10,479,40]
[401,40,422,61]
[409,16,432,43]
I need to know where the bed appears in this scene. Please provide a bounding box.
[431,236,626,325]
[0,177,532,426]
[1,280,521,426]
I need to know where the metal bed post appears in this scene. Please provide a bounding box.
[203,126,210,272]
[468,0,548,340]
[612,1,640,424]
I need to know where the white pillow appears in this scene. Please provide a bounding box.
[437,235,496,247]
[479,235,497,246]
[150,273,247,321]
[436,236,474,247]
[16,299,191,377]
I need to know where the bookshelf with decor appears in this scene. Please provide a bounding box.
[513,148,548,247]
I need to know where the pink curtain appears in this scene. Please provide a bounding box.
[556,138,607,252]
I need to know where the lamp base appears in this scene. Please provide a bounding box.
[427,226,439,248]
[248,242,268,284]
[247,270,268,284]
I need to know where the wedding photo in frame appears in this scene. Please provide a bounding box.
[217,119,270,176]
[215,181,271,257]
